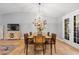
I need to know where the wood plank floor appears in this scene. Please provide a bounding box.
[0,39,79,55]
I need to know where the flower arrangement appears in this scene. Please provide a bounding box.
[33,17,47,35]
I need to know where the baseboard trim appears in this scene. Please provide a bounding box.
[57,39,79,51]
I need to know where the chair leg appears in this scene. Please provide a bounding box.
[50,43,52,55]
[24,47,25,54]
[34,44,36,55]
[45,44,46,54]
[43,44,45,55]
[24,46,27,55]
[54,44,56,53]
[26,44,28,55]
[26,48,27,55]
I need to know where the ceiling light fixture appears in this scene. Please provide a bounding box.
[33,3,47,35]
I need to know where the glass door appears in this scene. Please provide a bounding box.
[64,18,70,40]
[74,15,79,44]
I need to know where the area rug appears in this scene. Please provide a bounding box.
[0,45,18,55]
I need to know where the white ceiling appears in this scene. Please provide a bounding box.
[0,3,79,18]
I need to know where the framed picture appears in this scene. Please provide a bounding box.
[7,24,19,31]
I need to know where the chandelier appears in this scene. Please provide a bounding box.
[33,3,47,35]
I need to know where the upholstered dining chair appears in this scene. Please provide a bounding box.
[34,35,45,55]
[47,32,50,36]
[24,33,28,55]
[45,33,56,55]
[28,32,34,44]
[51,33,56,54]
[45,32,50,43]
[29,32,32,35]
[45,32,51,54]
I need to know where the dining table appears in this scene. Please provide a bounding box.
[28,33,51,39]
[26,33,53,54]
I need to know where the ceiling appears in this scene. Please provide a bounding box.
[0,3,79,18]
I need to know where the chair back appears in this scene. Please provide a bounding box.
[34,35,45,43]
[24,33,28,44]
[47,32,50,36]
[51,33,56,44]
[29,32,32,36]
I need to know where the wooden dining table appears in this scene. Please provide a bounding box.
[28,33,51,39]
[26,33,53,54]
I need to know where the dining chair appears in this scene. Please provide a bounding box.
[28,32,34,44]
[47,32,50,36]
[29,32,32,35]
[45,32,50,43]
[45,32,51,54]
[24,33,28,55]
[51,33,56,54]
[34,35,45,55]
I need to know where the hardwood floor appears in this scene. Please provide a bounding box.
[53,40,79,55]
[0,39,79,55]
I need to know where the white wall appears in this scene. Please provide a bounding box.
[56,18,63,39]
[0,16,3,39]
[0,16,2,24]
[57,9,79,49]
[1,12,58,38]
